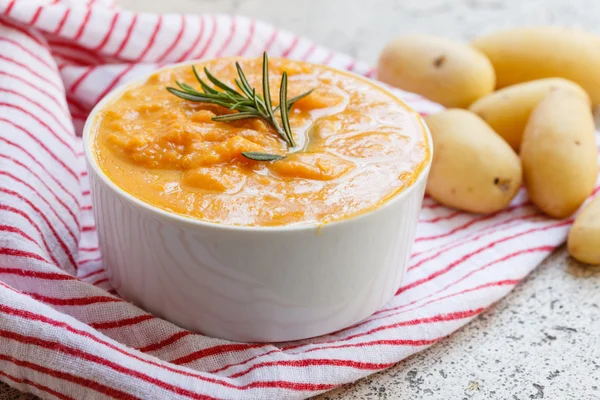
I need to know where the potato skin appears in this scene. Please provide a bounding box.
[568,196,600,265]
[472,26,600,104]
[424,109,522,213]
[378,35,495,108]
[521,89,598,218]
[469,78,590,152]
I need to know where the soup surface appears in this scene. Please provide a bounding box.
[91,57,430,226]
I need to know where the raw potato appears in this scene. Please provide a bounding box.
[378,35,495,108]
[521,89,598,218]
[424,109,522,213]
[469,78,590,152]
[568,196,600,265]
[472,26,600,104]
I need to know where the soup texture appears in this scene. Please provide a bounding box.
[92,57,430,226]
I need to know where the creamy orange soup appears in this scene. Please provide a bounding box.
[91,58,430,226]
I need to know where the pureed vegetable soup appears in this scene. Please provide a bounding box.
[91,57,430,226]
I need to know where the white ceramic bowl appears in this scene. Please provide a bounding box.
[83,62,432,342]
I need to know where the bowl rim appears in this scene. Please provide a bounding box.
[82,57,433,233]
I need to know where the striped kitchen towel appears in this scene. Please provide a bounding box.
[0,0,598,399]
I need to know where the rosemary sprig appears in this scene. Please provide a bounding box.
[166,52,313,161]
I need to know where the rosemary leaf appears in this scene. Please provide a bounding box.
[166,87,234,109]
[212,112,263,122]
[279,72,295,147]
[175,81,196,92]
[192,66,219,95]
[165,87,210,101]
[235,78,250,98]
[241,152,285,161]
[259,53,290,145]
[252,88,261,114]
[204,67,238,94]
[235,62,255,98]
[261,54,277,125]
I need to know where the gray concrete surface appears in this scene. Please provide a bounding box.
[2,0,600,399]
[314,249,600,400]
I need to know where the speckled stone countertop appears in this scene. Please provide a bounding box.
[315,251,600,399]
[2,0,600,399]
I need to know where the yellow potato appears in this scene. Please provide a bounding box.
[378,35,495,108]
[472,26,600,104]
[521,89,598,218]
[469,78,590,151]
[425,109,522,213]
[568,196,600,265]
